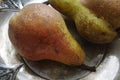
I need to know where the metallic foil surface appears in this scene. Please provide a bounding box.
[0,0,120,80]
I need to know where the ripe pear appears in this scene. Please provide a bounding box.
[8,3,86,66]
[80,0,120,30]
[49,0,117,44]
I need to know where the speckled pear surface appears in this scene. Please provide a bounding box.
[8,3,86,66]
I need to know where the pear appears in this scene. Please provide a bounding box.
[80,0,120,30]
[49,0,117,44]
[8,3,86,66]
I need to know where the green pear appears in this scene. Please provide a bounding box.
[80,0,120,30]
[8,3,86,66]
[49,0,117,44]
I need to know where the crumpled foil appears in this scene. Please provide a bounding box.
[0,0,23,80]
[0,0,120,80]
[0,0,23,12]
[0,64,23,80]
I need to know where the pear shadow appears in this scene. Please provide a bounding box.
[21,18,108,80]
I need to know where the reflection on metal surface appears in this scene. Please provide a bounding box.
[82,56,119,80]
[0,0,23,12]
[20,0,47,6]
[0,64,23,80]
[0,0,120,80]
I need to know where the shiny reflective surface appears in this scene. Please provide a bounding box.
[0,63,23,80]
[0,0,23,12]
[22,15,107,80]
[0,0,120,80]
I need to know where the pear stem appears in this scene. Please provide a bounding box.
[77,64,96,72]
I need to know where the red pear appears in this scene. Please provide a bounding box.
[8,3,86,66]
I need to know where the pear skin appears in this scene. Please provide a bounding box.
[49,0,117,44]
[80,0,120,30]
[8,3,86,66]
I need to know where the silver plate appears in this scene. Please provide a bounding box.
[0,0,120,80]
[22,17,106,80]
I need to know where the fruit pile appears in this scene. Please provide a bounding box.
[8,0,120,66]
